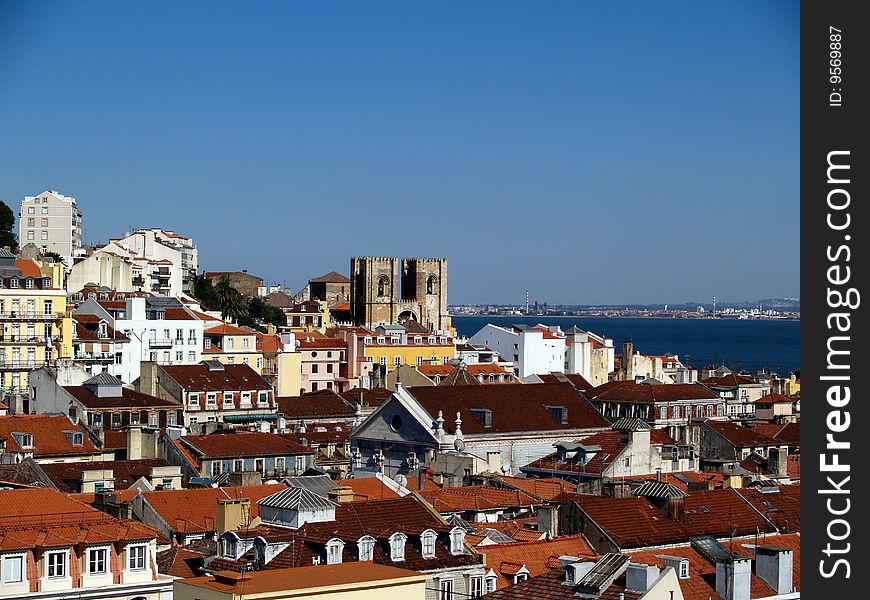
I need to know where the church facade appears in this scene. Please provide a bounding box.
[350,256,451,332]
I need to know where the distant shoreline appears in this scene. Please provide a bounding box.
[449,313,800,322]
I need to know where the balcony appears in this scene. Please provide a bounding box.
[74,352,116,363]
[0,360,56,371]
[0,312,65,322]
[0,336,54,346]
[149,337,174,348]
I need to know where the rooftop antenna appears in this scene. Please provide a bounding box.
[712,295,717,319]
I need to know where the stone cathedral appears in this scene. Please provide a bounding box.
[350,256,451,332]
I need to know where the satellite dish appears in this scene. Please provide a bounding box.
[454,438,466,452]
[394,474,408,487]
[501,460,512,474]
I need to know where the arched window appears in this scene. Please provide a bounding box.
[421,529,437,558]
[326,538,345,564]
[426,276,437,295]
[449,527,465,555]
[358,536,376,561]
[389,532,407,561]
[377,276,389,297]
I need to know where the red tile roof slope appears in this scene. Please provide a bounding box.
[480,536,596,589]
[161,363,271,391]
[589,382,719,403]
[419,486,542,513]
[180,432,313,459]
[64,385,180,409]
[408,384,609,434]
[0,414,100,456]
[703,420,781,447]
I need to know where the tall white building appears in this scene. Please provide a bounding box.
[18,190,83,267]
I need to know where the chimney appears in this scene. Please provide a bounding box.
[127,296,146,321]
[139,361,159,397]
[327,486,355,504]
[625,563,660,593]
[537,505,559,538]
[417,469,425,491]
[755,546,794,595]
[656,468,662,481]
[127,426,157,460]
[217,498,252,535]
[715,557,752,600]
[666,495,685,520]
[768,447,788,478]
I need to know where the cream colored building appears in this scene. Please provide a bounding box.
[68,251,135,294]
[204,323,264,372]
[173,562,429,600]
[18,190,83,267]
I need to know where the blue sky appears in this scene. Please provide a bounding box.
[0,1,799,305]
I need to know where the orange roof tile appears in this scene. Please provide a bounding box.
[480,536,595,589]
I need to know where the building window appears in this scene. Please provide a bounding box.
[421,529,437,558]
[469,576,483,597]
[88,548,107,575]
[128,544,147,571]
[358,536,376,561]
[449,527,465,554]
[660,406,667,420]
[678,560,689,578]
[258,391,268,404]
[41,231,48,240]
[189,393,200,407]
[295,455,305,473]
[241,391,251,405]
[389,532,407,561]
[206,392,217,406]
[515,573,529,583]
[312,363,319,373]
[379,356,387,366]
[275,457,285,472]
[326,539,345,565]
[439,579,454,600]
[233,459,244,472]
[673,406,681,419]
[46,550,66,578]
[223,392,234,405]
[2,554,24,584]
[485,576,497,593]
[149,412,159,427]
[394,356,401,366]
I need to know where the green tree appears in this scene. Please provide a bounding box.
[0,201,18,251]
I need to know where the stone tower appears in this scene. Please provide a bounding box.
[350,256,450,332]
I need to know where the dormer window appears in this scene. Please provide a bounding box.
[326,538,345,565]
[421,529,437,558]
[64,431,84,446]
[449,527,465,555]
[389,532,407,561]
[364,336,372,344]
[42,277,51,288]
[428,336,435,344]
[679,560,689,578]
[469,409,492,428]
[25,278,34,289]
[99,323,108,338]
[439,336,447,344]
[414,336,422,345]
[9,277,18,289]
[390,336,400,345]
[99,293,108,300]
[377,336,385,344]
[547,406,568,424]
[12,432,33,449]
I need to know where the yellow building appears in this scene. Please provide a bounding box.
[283,299,331,335]
[204,323,264,373]
[362,326,455,372]
[0,255,71,400]
[257,331,303,397]
[173,562,429,600]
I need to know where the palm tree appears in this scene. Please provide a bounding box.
[214,276,241,321]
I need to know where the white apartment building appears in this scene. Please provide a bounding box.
[89,228,198,296]
[564,325,615,386]
[74,296,203,383]
[468,323,566,378]
[18,190,83,267]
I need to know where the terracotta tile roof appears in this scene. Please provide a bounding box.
[746,422,787,439]
[15,259,46,279]
[734,484,800,532]
[156,547,207,578]
[331,303,351,311]
[101,428,129,450]
[74,319,129,341]
[277,391,357,419]
[628,533,801,600]
[297,423,352,445]
[180,432,313,459]
[0,487,159,551]
[140,484,287,533]
[36,458,170,493]
[297,336,346,350]
[180,562,427,595]
[589,381,720,403]
[536,373,594,390]
[773,422,800,447]
[477,517,545,541]
[256,332,282,353]
[64,385,180,409]
[419,486,542,513]
[205,323,254,336]
[338,477,401,501]
[496,477,574,501]
[0,414,100,456]
[703,420,781,448]
[309,271,350,284]
[481,566,642,600]
[566,487,780,549]
[164,307,197,320]
[161,362,272,392]
[702,374,763,387]
[340,387,392,408]
[480,536,596,589]
[408,384,610,435]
